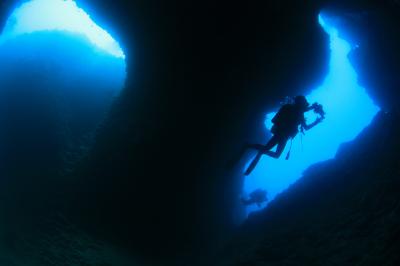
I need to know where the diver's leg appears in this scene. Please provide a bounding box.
[226,143,268,169]
[247,144,267,150]
[263,135,280,151]
[226,143,256,168]
[265,137,289,158]
[244,136,279,176]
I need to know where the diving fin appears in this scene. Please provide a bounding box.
[244,152,263,175]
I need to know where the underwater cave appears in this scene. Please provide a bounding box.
[0,0,126,174]
[242,12,380,215]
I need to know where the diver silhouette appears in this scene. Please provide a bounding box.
[241,189,268,207]
[243,95,325,176]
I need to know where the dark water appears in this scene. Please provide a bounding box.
[0,31,129,265]
[0,31,125,177]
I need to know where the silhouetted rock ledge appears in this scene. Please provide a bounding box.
[212,111,400,265]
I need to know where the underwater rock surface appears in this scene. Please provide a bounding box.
[0,212,136,265]
[212,111,400,265]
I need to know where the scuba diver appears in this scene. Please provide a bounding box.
[243,95,325,176]
[241,189,268,207]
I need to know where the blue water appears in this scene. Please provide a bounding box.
[243,14,380,215]
[0,0,126,173]
[1,0,125,58]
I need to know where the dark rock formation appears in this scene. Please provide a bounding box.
[212,111,400,265]
[65,1,329,264]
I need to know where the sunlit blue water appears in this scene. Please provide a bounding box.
[1,0,125,58]
[0,0,126,174]
[243,14,380,215]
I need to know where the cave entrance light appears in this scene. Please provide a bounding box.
[243,13,380,215]
[1,0,125,59]
[0,0,127,173]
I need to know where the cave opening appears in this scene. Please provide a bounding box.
[242,12,380,216]
[1,0,125,58]
[0,0,127,173]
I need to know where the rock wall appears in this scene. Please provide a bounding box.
[212,111,400,265]
[65,1,329,263]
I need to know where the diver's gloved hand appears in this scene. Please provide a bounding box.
[311,103,325,118]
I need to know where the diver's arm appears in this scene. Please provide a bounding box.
[305,102,319,112]
[302,117,323,131]
[305,106,315,112]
